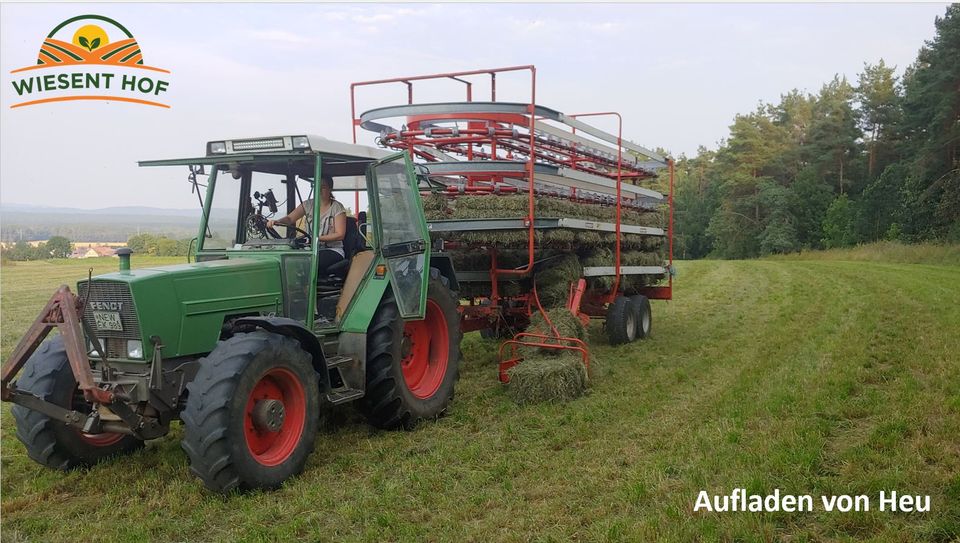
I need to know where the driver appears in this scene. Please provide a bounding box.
[267,175,346,276]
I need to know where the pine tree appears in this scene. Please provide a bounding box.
[856,60,902,179]
[899,5,960,238]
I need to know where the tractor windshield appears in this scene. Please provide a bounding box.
[202,169,313,250]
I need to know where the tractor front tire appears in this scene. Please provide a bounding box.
[181,331,320,493]
[12,336,143,470]
[606,295,638,345]
[360,269,461,430]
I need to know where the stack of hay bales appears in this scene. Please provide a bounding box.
[424,194,663,251]
[427,193,666,296]
[581,248,666,293]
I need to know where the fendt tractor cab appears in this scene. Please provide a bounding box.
[1,135,462,493]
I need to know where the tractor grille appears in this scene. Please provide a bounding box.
[77,280,141,341]
[106,338,129,359]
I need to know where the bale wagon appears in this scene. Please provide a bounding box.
[349,66,674,378]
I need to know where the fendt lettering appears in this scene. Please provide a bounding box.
[88,301,123,311]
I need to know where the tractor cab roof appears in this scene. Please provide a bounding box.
[139,134,392,182]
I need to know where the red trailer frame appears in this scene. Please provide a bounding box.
[350,66,673,368]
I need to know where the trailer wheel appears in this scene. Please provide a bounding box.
[360,269,461,430]
[181,331,319,493]
[629,294,652,339]
[11,336,143,470]
[605,295,637,345]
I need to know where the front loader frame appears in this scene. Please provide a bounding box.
[0,285,164,439]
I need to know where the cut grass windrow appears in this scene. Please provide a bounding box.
[1,256,957,542]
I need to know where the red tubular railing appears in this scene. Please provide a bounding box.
[497,333,590,383]
[668,158,675,298]
[350,67,672,304]
[350,66,539,304]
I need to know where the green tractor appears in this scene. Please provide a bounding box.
[1,135,462,493]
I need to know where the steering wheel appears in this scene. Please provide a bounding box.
[271,222,312,248]
[247,214,278,240]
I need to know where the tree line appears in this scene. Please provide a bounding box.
[672,5,959,259]
[1,234,194,261]
[1,236,73,261]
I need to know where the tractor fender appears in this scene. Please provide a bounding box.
[429,254,459,292]
[231,317,329,389]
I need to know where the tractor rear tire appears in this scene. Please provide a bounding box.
[605,295,637,345]
[11,336,143,470]
[360,269,461,430]
[181,331,320,493]
[629,294,652,339]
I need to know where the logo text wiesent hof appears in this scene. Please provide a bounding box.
[9,14,171,109]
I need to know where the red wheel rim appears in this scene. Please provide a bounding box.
[401,299,450,399]
[71,388,124,447]
[78,431,125,446]
[244,368,307,466]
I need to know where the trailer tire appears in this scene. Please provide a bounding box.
[360,269,461,430]
[11,336,143,470]
[181,331,319,493]
[629,294,652,339]
[605,296,637,345]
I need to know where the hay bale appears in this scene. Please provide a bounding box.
[505,353,588,405]
[528,308,587,343]
[575,230,604,245]
[534,254,581,307]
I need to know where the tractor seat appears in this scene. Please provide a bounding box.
[320,213,368,282]
[326,258,350,279]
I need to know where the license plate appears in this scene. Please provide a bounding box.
[93,311,123,332]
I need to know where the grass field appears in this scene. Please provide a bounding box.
[1,256,959,542]
[765,241,960,267]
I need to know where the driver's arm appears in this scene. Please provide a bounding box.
[267,203,306,229]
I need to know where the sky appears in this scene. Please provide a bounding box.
[0,3,951,210]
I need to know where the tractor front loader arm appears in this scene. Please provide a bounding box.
[1,286,116,429]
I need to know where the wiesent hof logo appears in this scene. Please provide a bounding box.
[9,14,171,109]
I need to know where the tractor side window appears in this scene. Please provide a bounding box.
[204,173,241,250]
[373,158,427,318]
[376,163,422,248]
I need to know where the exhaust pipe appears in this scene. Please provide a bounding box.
[116,247,132,272]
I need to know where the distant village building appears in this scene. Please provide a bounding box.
[70,246,119,259]
[66,243,124,259]
[0,240,125,258]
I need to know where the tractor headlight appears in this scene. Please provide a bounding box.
[208,141,227,155]
[127,340,143,359]
[87,338,104,355]
[292,136,310,150]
